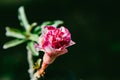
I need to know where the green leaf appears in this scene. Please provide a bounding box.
[33,25,41,34]
[33,21,51,34]
[26,22,37,34]
[40,21,51,28]
[28,34,39,42]
[52,20,64,27]
[27,42,39,56]
[18,6,30,31]
[33,58,42,69]
[36,58,42,67]
[33,20,63,34]
[3,39,26,49]
[5,27,26,39]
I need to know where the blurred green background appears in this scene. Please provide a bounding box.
[0,0,120,80]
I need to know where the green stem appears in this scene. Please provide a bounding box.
[26,47,35,80]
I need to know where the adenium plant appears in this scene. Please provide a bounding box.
[3,6,75,80]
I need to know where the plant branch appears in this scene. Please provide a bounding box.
[27,47,35,80]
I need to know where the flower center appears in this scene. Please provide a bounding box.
[52,39,69,49]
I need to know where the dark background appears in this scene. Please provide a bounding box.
[0,0,120,80]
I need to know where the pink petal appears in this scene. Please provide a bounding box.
[69,40,76,46]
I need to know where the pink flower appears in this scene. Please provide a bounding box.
[35,26,75,76]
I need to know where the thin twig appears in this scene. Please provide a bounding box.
[27,47,36,80]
